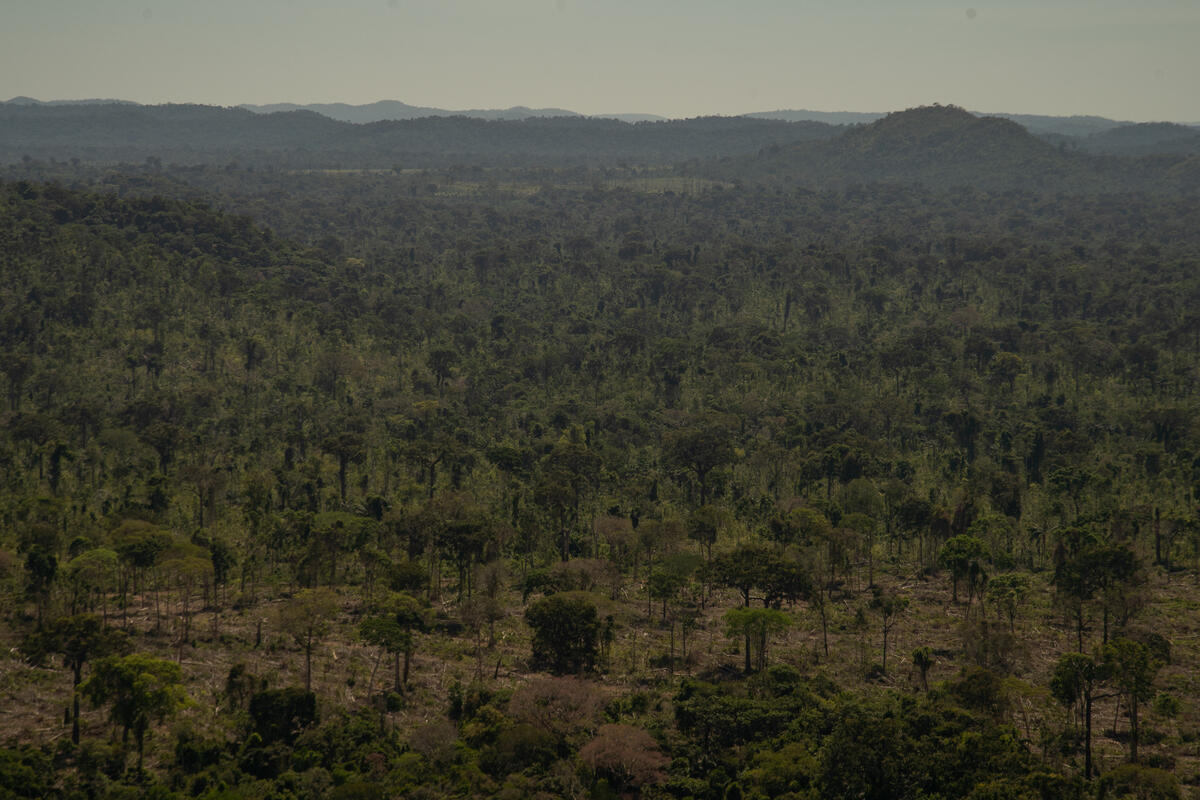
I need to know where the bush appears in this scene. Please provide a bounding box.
[174,729,224,774]
[328,781,386,800]
[1097,763,1180,800]
[479,723,557,776]
[238,740,293,780]
[0,746,50,799]
[949,666,1008,718]
[524,593,599,674]
[248,687,317,745]
[388,560,427,593]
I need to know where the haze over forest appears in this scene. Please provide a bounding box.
[1,88,1199,798]
[3,4,1200,799]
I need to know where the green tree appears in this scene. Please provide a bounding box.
[894,496,933,561]
[760,554,811,610]
[723,607,791,673]
[80,653,189,775]
[359,592,427,694]
[664,424,736,506]
[1051,651,1105,778]
[648,566,686,620]
[1097,764,1181,800]
[524,593,599,675]
[1054,537,1138,650]
[533,432,601,562]
[112,521,172,629]
[321,430,366,504]
[248,687,317,745]
[869,589,909,675]
[686,504,725,561]
[987,351,1024,391]
[817,696,910,800]
[710,543,772,607]
[985,573,1030,633]
[427,347,458,394]
[842,510,880,587]
[278,587,338,692]
[1101,638,1162,763]
[64,547,118,620]
[23,545,57,629]
[937,535,987,605]
[34,615,130,744]
[158,539,213,652]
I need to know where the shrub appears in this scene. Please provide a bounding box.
[524,593,599,674]
[248,687,317,745]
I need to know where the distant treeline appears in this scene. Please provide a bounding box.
[3,102,1199,195]
[0,103,836,168]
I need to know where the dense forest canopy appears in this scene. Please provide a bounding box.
[1,105,1200,799]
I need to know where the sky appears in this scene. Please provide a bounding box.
[2,0,1198,122]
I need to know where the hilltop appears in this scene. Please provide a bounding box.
[710,104,1196,192]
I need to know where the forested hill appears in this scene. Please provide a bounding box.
[0,102,837,167]
[1076,123,1200,157]
[5,101,1199,193]
[5,167,1200,797]
[238,100,593,123]
[713,105,1200,193]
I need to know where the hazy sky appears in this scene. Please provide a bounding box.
[3,0,1197,121]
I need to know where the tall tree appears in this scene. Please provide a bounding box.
[80,653,189,775]
[723,606,791,673]
[1051,651,1105,779]
[359,592,427,694]
[1054,534,1138,650]
[26,614,130,744]
[278,588,338,692]
[1101,638,1162,763]
[985,573,1030,633]
[937,535,986,606]
[664,424,736,506]
[869,589,909,675]
[533,432,600,562]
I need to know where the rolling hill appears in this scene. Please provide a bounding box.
[0,101,836,168]
[1077,122,1200,157]
[712,104,1193,192]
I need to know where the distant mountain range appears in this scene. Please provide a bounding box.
[2,99,1197,192]
[238,100,667,124]
[6,97,667,125]
[9,96,1196,137]
[216,103,1200,139]
[5,96,139,107]
[1074,122,1200,157]
[0,101,835,168]
[241,100,577,122]
[707,105,1199,193]
[234,102,1199,141]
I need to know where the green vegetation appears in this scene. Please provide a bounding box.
[1,107,1200,797]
